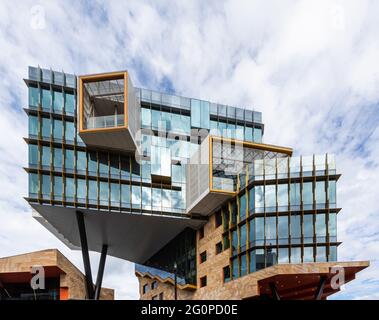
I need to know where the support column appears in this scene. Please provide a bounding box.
[94,244,108,300]
[76,210,94,299]
[315,276,327,300]
[270,282,281,300]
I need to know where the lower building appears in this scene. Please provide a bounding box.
[136,214,369,300]
[0,249,114,300]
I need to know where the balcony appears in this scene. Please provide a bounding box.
[78,71,140,152]
[186,136,293,216]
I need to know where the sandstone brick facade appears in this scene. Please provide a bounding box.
[136,213,369,300]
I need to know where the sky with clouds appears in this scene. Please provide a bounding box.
[0,0,378,299]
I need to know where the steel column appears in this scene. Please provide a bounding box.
[94,244,108,300]
[76,210,94,299]
[269,282,281,300]
[315,276,327,300]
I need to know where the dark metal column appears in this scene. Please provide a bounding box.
[76,210,94,299]
[315,276,327,300]
[270,282,281,300]
[94,244,108,300]
[174,262,178,300]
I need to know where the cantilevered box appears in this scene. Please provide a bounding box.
[78,71,140,152]
[186,136,293,216]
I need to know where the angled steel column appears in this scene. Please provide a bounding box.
[174,262,178,300]
[269,282,281,300]
[94,244,108,300]
[76,210,94,299]
[315,276,327,300]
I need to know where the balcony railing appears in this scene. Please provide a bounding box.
[85,114,125,129]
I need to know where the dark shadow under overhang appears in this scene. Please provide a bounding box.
[31,204,205,264]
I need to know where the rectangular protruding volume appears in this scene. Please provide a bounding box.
[78,71,140,153]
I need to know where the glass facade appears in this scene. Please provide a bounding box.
[26,66,340,288]
[26,67,263,217]
[223,153,340,279]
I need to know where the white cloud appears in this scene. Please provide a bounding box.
[0,0,378,299]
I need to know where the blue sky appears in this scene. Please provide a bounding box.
[0,0,378,299]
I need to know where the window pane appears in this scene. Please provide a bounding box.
[245,126,253,142]
[41,174,50,199]
[240,223,247,251]
[240,254,247,276]
[53,147,62,170]
[77,178,86,202]
[111,183,120,206]
[232,258,238,279]
[65,121,75,142]
[315,214,326,242]
[315,181,326,205]
[99,153,108,176]
[248,187,254,212]
[278,248,289,264]
[141,186,151,210]
[302,182,313,205]
[200,100,210,129]
[110,155,119,178]
[253,128,262,143]
[151,110,160,130]
[29,115,39,137]
[88,180,97,203]
[99,181,109,205]
[29,86,39,107]
[265,185,276,209]
[291,247,301,263]
[76,151,87,172]
[277,184,288,210]
[266,247,277,267]
[65,149,75,171]
[53,119,63,140]
[303,247,314,262]
[239,193,246,221]
[328,181,336,205]
[190,99,201,128]
[255,249,265,270]
[53,90,63,112]
[255,186,264,209]
[249,251,256,273]
[65,93,75,114]
[41,117,51,138]
[231,229,238,255]
[132,185,141,208]
[152,188,161,210]
[255,217,264,245]
[41,88,51,110]
[265,216,276,244]
[291,214,301,244]
[41,146,50,169]
[141,108,151,128]
[88,152,97,175]
[329,245,337,261]
[29,144,38,167]
[65,177,75,201]
[249,219,255,246]
[29,173,38,197]
[290,183,300,207]
[121,184,130,207]
[303,215,314,243]
[316,246,326,262]
[278,216,289,244]
[53,176,62,200]
[329,213,337,241]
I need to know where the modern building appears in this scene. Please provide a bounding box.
[24,66,369,300]
[0,249,114,300]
